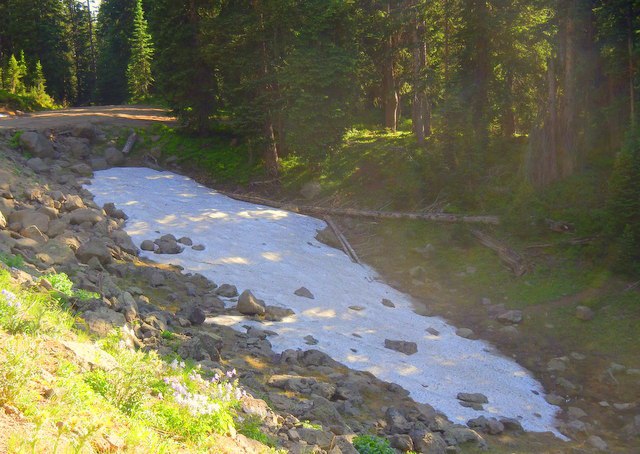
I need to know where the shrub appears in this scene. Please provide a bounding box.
[352,434,395,454]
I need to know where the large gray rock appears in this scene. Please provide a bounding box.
[9,210,50,234]
[82,307,126,336]
[119,291,138,322]
[457,392,489,404]
[90,157,109,171]
[72,122,99,143]
[467,416,504,434]
[27,157,49,173]
[19,131,54,158]
[237,290,265,315]
[60,136,91,158]
[64,195,85,212]
[110,230,138,255]
[67,208,104,225]
[264,305,295,321]
[576,305,594,321]
[409,428,447,454]
[105,147,125,166]
[177,333,222,362]
[216,283,238,297]
[76,239,112,265]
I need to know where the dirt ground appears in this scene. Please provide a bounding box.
[0,105,176,131]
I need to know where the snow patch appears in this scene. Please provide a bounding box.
[88,167,562,436]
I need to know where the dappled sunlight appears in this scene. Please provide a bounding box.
[396,364,420,376]
[215,256,251,265]
[301,307,337,318]
[237,209,289,220]
[346,353,369,362]
[123,200,140,206]
[146,174,176,180]
[262,252,283,262]
[177,192,198,198]
[156,214,177,225]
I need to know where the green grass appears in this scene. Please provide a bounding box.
[0,266,252,453]
[137,124,262,184]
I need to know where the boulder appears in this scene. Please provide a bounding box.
[178,236,193,246]
[82,307,126,336]
[64,195,85,211]
[119,291,138,322]
[265,305,295,321]
[187,306,206,325]
[140,240,155,251]
[104,147,124,166]
[76,239,112,265]
[237,290,266,316]
[0,211,5,229]
[72,122,99,143]
[69,163,93,177]
[103,202,127,220]
[19,131,54,158]
[154,236,183,254]
[467,416,504,435]
[384,339,418,355]
[65,137,91,158]
[110,230,138,255]
[385,407,412,433]
[20,225,48,243]
[67,208,104,225]
[177,333,222,362]
[9,210,50,234]
[27,157,49,173]
[90,157,109,171]
[409,429,447,454]
[216,283,238,297]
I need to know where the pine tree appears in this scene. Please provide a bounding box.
[126,0,154,102]
[6,54,22,94]
[33,60,47,96]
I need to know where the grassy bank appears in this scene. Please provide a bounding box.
[0,258,276,453]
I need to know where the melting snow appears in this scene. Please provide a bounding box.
[89,167,561,435]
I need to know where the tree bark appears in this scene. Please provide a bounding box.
[383,1,398,131]
[628,3,636,126]
[411,8,429,143]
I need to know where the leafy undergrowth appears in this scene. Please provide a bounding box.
[0,259,270,453]
[135,124,263,185]
[0,89,59,113]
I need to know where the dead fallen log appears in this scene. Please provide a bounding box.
[218,191,500,225]
[122,132,137,154]
[471,229,528,276]
[526,236,597,249]
[325,216,360,264]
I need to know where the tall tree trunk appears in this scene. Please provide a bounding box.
[470,0,490,154]
[628,2,636,126]
[559,0,577,178]
[442,0,456,169]
[545,56,559,185]
[502,70,516,137]
[411,10,427,143]
[383,1,398,131]
[254,0,279,177]
[86,0,97,94]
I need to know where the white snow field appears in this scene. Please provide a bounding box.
[89,167,561,435]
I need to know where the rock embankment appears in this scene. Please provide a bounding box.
[0,124,534,453]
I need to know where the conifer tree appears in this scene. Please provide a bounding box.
[6,54,22,94]
[33,60,47,96]
[126,0,154,102]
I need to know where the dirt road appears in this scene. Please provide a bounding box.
[0,105,176,131]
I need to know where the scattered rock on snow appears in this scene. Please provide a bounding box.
[217,284,238,297]
[381,298,395,308]
[384,339,418,356]
[294,286,314,299]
